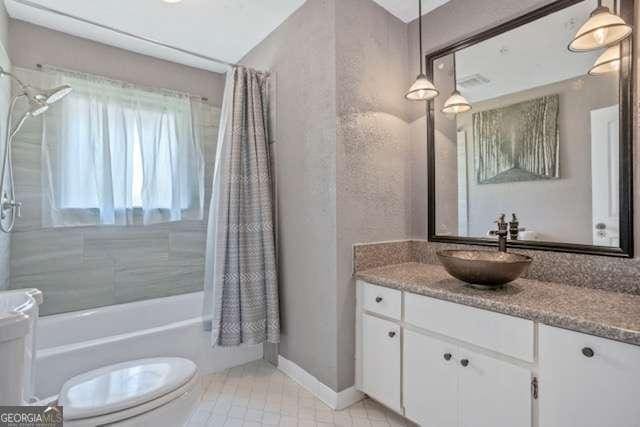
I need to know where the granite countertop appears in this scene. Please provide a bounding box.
[356,262,640,346]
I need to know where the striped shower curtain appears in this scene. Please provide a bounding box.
[203,66,280,346]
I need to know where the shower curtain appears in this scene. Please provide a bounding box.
[203,66,280,347]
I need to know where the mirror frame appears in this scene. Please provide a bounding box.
[426,0,634,258]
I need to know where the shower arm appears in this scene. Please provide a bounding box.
[0,66,29,93]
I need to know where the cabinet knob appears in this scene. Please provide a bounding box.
[460,359,469,367]
[582,347,595,358]
[388,331,397,338]
[443,353,452,361]
[375,296,383,303]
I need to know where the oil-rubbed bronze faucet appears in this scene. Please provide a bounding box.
[495,214,509,252]
[509,213,519,241]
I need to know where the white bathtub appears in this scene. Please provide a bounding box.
[35,292,263,397]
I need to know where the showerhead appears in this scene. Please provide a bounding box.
[28,99,49,117]
[0,65,73,106]
[38,85,73,104]
[24,84,73,105]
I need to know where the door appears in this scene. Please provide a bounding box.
[591,105,619,247]
[404,330,458,427]
[539,325,640,427]
[458,348,532,427]
[457,130,469,236]
[361,314,401,412]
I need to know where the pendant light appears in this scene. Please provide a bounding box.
[405,0,438,101]
[569,0,632,52]
[588,0,627,75]
[589,44,621,75]
[442,53,471,114]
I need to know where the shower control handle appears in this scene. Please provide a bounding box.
[1,197,21,218]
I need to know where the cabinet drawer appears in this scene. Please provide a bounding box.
[405,293,534,361]
[361,282,402,319]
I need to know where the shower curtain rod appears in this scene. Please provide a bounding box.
[10,0,239,69]
[31,63,212,102]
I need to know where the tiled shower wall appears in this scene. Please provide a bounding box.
[9,99,220,315]
[0,4,10,290]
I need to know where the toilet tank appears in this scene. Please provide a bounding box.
[0,289,42,404]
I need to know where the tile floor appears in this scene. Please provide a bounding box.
[187,360,417,427]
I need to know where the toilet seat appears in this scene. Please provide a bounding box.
[58,357,198,423]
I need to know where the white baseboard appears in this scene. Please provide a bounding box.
[277,355,364,410]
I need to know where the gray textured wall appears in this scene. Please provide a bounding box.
[7,23,224,314]
[334,0,412,391]
[453,74,618,244]
[240,0,340,390]
[9,20,226,106]
[0,1,10,290]
[241,0,412,392]
[408,0,564,238]
[408,0,640,257]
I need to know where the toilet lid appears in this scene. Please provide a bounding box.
[58,357,197,420]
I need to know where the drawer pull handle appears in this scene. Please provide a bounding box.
[388,331,397,338]
[582,347,595,358]
[375,296,383,303]
[460,359,469,367]
[443,353,452,361]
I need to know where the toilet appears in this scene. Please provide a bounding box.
[0,289,201,427]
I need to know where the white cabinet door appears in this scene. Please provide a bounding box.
[362,314,401,412]
[458,348,532,427]
[539,325,640,427]
[404,330,458,427]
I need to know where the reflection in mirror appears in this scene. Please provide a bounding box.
[432,0,622,248]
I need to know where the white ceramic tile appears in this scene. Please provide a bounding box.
[229,406,248,419]
[192,361,416,427]
[263,412,281,425]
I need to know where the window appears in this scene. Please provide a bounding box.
[38,68,205,227]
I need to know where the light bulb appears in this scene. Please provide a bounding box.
[612,59,620,71]
[593,27,608,46]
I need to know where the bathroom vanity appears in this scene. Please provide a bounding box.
[354,262,640,427]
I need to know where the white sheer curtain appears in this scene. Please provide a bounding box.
[17,66,205,227]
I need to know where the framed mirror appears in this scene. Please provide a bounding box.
[426,0,634,257]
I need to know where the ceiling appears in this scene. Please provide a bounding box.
[4,0,307,73]
[434,0,601,103]
[5,0,450,74]
[372,0,450,23]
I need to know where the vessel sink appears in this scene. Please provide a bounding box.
[437,250,532,289]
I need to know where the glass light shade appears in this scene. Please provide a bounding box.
[405,74,439,101]
[588,44,621,75]
[442,90,471,114]
[569,6,632,52]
